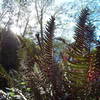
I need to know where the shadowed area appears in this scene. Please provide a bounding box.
[0,29,20,72]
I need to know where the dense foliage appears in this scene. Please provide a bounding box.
[0,7,100,100]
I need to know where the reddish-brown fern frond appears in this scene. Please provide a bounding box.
[38,16,65,100]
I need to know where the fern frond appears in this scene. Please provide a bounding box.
[74,7,90,56]
[38,16,65,99]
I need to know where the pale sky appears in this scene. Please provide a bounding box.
[0,0,100,41]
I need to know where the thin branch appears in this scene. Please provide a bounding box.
[22,17,29,37]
